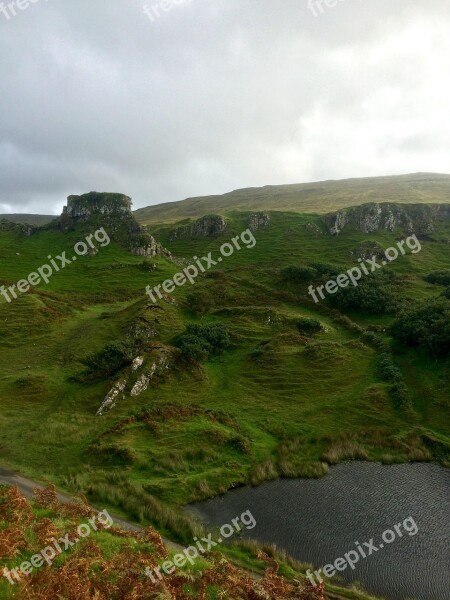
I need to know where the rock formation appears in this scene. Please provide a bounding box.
[248,212,270,232]
[169,214,228,241]
[324,203,450,236]
[59,192,172,258]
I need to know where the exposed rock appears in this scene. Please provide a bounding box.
[130,373,150,396]
[96,379,127,416]
[248,213,270,232]
[131,356,144,371]
[169,215,227,241]
[96,347,172,415]
[58,192,172,259]
[351,241,386,261]
[324,203,450,236]
[0,219,39,236]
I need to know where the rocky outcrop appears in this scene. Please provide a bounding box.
[324,203,450,236]
[59,192,172,258]
[351,241,385,261]
[96,380,127,416]
[63,193,132,221]
[248,213,270,232]
[169,215,227,241]
[96,346,172,416]
[0,219,39,237]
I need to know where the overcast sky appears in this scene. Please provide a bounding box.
[1,0,449,214]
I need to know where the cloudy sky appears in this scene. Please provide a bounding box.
[1,0,449,214]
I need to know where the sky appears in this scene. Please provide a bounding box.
[0,0,449,214]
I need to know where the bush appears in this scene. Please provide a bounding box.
[391,299,450,356]
[329,271,399,314]
[308,262,340,276]
[424,271,450,286]
[178,323,230,362]
[281,265,316,283]
[296,318,322,335]
[442,287,450,300]
[377,353,402,383]
[81,339,138,377]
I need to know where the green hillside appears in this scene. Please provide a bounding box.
[134,173,450,224]
[0,196,449,599]
[0,214,54,226]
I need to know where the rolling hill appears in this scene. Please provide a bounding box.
[134,173,450,224]
[2,173,450,228]
[0,189,449,600]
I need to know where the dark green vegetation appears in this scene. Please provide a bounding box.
[0,193,449,599]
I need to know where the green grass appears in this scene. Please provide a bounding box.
[134,172,450,224]
[0,206,449,599]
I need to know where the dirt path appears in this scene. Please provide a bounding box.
[0,466,175,542]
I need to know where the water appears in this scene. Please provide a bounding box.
[189,462,450,600]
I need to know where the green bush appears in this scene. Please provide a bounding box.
[329,272,399,314]
[391,299,450,356]
[424,271,450,286]
[81,338,138,377]
[308,262,340,276]
[296,317,322,335]
[178,323,230,362]
[281,265,316,283]
[377,353,402,383]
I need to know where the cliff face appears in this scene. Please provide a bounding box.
[64,192,132,221]
[60,192,171,258]
[324,203,450,236]
[248,212,270,232]
[169,215,228,241]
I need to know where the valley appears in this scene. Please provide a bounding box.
[0,184,449,599]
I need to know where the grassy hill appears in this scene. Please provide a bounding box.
[0,195,449,599]
[134,173,450,224]
[3,173,450,228]
[0,214,54,226]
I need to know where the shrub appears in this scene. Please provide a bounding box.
[377,353,402,383]
[308,262,340,276]
[424,271,450,286]
[178,323,230,362]
[329,271,399,314]
[80,339,138,377]
[391,299,450,356]
[296,317,322,335]
[281,265,316,283]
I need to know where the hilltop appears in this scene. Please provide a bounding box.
[2,173,450,228]
[134,173,450,224]
[0,188,449,600]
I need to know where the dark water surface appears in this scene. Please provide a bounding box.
[189,463,449,600]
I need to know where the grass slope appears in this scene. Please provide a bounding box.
[134,173,450,224]
[0,215,54,227]
[0,207,449,599]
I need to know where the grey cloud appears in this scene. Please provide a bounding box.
[0,0,449,213]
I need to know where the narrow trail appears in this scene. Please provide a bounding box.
[0,466,178,546]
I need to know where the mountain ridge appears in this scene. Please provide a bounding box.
[2,173,450,227]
